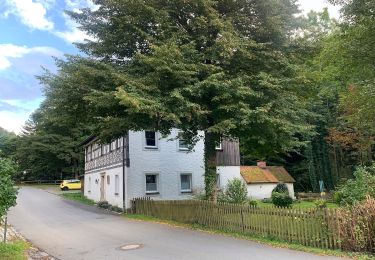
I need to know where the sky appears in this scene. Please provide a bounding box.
[0,0,341,134]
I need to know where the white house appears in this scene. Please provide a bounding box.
[82,129,206,209]
[240,161,295,199]
[82,130,294,209]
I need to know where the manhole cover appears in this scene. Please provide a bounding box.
[119,244,143,251]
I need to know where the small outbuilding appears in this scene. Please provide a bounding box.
[240,161,295,200]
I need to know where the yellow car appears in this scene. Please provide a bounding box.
[60,179,81,191]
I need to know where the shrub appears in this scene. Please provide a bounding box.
[273,183,289,194]
[335,164,375,206]
[337,196,375,252]
[314,199,327,209]
[224,178,248,204]
[110,205,123,213]
[333,191,343,204]
[97,201,110,209]
[271,192,293,207]
[271,183,292,207]
[247,199,258,207]
[261,198,272,203]
[0,158,18,217]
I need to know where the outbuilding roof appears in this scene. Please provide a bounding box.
[240,166,295,184]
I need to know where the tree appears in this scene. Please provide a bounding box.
[0,158,18,217]
[65,0,313,200]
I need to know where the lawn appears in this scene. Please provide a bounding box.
[0,241,28,260]
[60,192,95,206]
[256,200,339,209]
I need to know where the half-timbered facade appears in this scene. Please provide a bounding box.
[82,129,206,209]
[82,129,291,209]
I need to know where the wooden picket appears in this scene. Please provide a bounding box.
[131,198,343,250]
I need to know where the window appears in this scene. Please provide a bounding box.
[145,174,158,193]
[145,131,157,148]
[111,140,117,151]
[115,175,119,195]
[87,145,92,161]
[178,136,189,150]
[117,138,122,149]
[180,174,192,193]
[215,141,222,150]
[107,175,110,185]
[216,174,221,189]
[88,177,91,192]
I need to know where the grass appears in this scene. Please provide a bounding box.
[17,184,59,190]
[125,214,373,260]
[60,192,95,206]
[0,240,29,260]
[257,200,339,209]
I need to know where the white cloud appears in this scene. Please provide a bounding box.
[4,0,54,30]
[54,13,95,44]
[298,0,341,19]
[54,1,98,44]
[0,44,62,70]
[0,98,43,134]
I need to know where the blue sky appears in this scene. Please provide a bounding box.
[0,0,340,134]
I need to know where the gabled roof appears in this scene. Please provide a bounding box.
[79,135,97,147]
[240,166,295,184]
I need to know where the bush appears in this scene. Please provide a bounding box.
[224,178,248,204]
[314,199,327,209]
[247,199,258,207]
[337,196,375,252]
[335,164,375,206]
[97,201,110,209]
[0,158,18,217]
[271,192,293,208]
[110,205,123,213]
[273,183,289,194]
[261,198,272,203]
[271,183,292,207]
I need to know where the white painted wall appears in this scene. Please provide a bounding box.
[84,166,124,208]
[246,183,295,200]
[216,166,242,190]
[126,129,205,203]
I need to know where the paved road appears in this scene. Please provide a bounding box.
[9,187,342,260]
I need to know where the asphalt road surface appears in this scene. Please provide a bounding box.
[8,187,343,260]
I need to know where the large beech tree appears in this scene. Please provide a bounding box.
[64,0,314,200]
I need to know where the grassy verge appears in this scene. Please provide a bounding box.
[17,184,59,190]
[0,240,29,260]
[257,201,339,209]
[125,214,373,260]
[60,192,95,206]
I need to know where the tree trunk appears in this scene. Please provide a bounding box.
[204,131,218,202]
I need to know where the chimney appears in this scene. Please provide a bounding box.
[257,161,267,168]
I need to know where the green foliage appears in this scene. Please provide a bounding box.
[64,0,315,200]
[110,205,123,213]
[0,240,28,260]
[314,199,327,209]
[271,192,293,208]
[97,201,110,209]
[273,183,289,194]
[224,178,248,204]
[60,192,95,206]
[335,165,375,206]
[272,184,292,207]
[247,199,258,207]
[0,158,18,217]
[261,198,273,203]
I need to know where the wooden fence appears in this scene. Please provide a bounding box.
[132,198,342,250]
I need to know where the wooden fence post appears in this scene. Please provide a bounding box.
[3,215,7,243]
